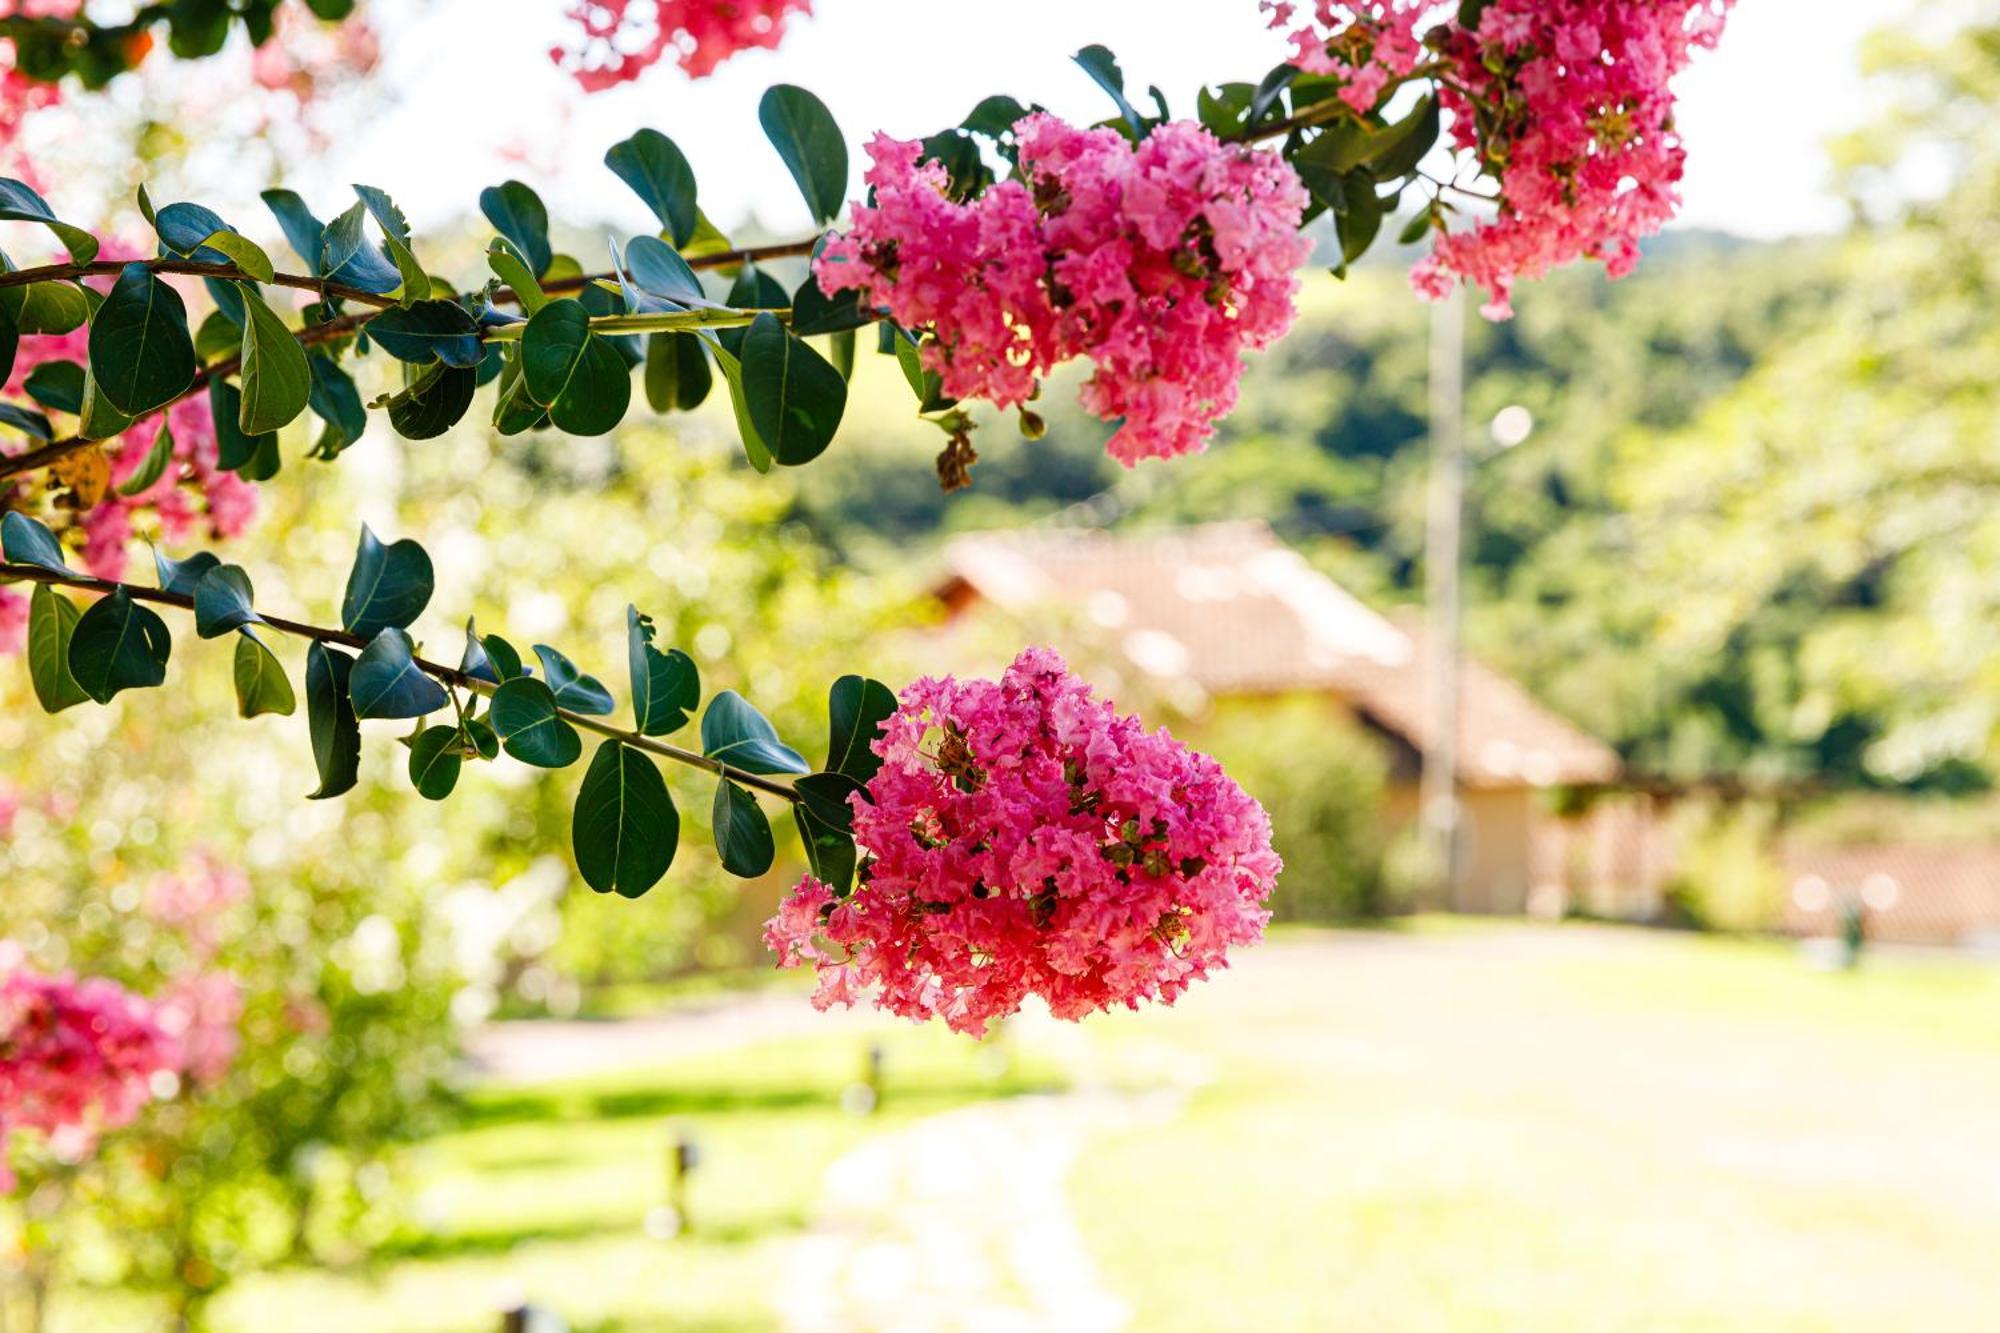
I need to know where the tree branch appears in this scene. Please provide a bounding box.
[0,560,805,804]
[0,236,826,486]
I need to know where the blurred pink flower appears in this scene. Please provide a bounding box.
[551,0,811,88]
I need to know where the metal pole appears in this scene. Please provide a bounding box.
[1421,288,1467,911]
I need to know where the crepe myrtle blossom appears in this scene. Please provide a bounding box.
[814,114,1312,467]
[552,0,812,88]
[765,648,1280,1037]
[1267,0,1733,318]
[1263,1,1433,114]
[0,960,180,1193]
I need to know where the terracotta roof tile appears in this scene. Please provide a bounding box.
[939,521,1621,789]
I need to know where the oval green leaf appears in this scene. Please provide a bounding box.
[573,739,679,898]
[490,676,583,769]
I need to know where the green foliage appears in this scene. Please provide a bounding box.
[491,676,584,769]
[1198,699,1397,921]
[572,739,680,898]
[1664,803,1786,933]
[701,690,811,776]
[758,85,848,225]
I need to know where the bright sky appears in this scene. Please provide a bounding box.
[321,0,1892,242]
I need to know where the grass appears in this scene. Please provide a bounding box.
[45,921,2000,1331]
[50,1026,1061,1333]
[1065,922,2000,1331]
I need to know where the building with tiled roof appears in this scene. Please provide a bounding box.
[931,521,1624,911]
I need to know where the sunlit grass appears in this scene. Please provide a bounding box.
[1067,924,2000,1331]
[50,1027,1060,1333]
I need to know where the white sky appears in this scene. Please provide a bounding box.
[318,0,1891,242]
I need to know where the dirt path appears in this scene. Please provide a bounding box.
[774,1087,1182,1333]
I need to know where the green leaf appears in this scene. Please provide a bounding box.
[88,262,196,415]
[623,236,708,308]
[490,676,583,769]
[790,274,869,337]
[0,279,89,336]
[67,586,171,703]
[232,629,296,718]
[238,286,312,434]
[794,801,857,896]
[153,547,220,596]
[628,605,700,736]
[192,563,260,638]
[19,360,82,412]
[825,675,896,785]
[605,129,699,248]
[701,690,810,775]
[318,200,402,295]
[962,94,1032,139]
[77,365,136,442]
[0,291,14,386]
[742,312,846,466]
[209,378,278,476]
[350,626,449,720]
[712,779,775,878]
[1367,95,1440,180]
[196,229,276,282]
[305,642,362,799]
[758,86,848,226]
[1073,45,1147,141]
[354,184,428,304]
[2,510,69,573]
[487,239,547,315]
[520,299,631,436]
[0,177,99,263]
[26,583,89,713]
[381,361,478,440]
[644,331,713,413]
[572,739,678,898]
[365,299,484,368]
[408,724,463,800]
[490,348,550,436]
[794,770,861,834]
[464,715,501,761]
[307,353,367,456]
[702,334,772,473]
[460,620,499,684]
[341,524,433,639]
[478,180,553,278]
[261,188,327,272]
[116,418,176,495]
[0,403,51,442]
[532,643,615,716]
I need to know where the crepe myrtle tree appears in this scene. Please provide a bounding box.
[0,0,1733,1012]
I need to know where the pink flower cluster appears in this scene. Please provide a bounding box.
[1262,1,1432,113]
[551,0,812,88]
[764,648,1280,1037]
[817,115,1312,465]
[1266,1,1730,317]
[1418,0,1734,316]
[0,963,179,1192]
[1,325,258,652]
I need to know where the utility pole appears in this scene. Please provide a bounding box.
[1421,288,1466,912]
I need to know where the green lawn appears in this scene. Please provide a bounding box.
[47,923,2000,1331]
[1067,923,2000,1331]
[53,1027,1061,1333]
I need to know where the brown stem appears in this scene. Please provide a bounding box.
[0,237,825,486]
[0,561,805,803]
